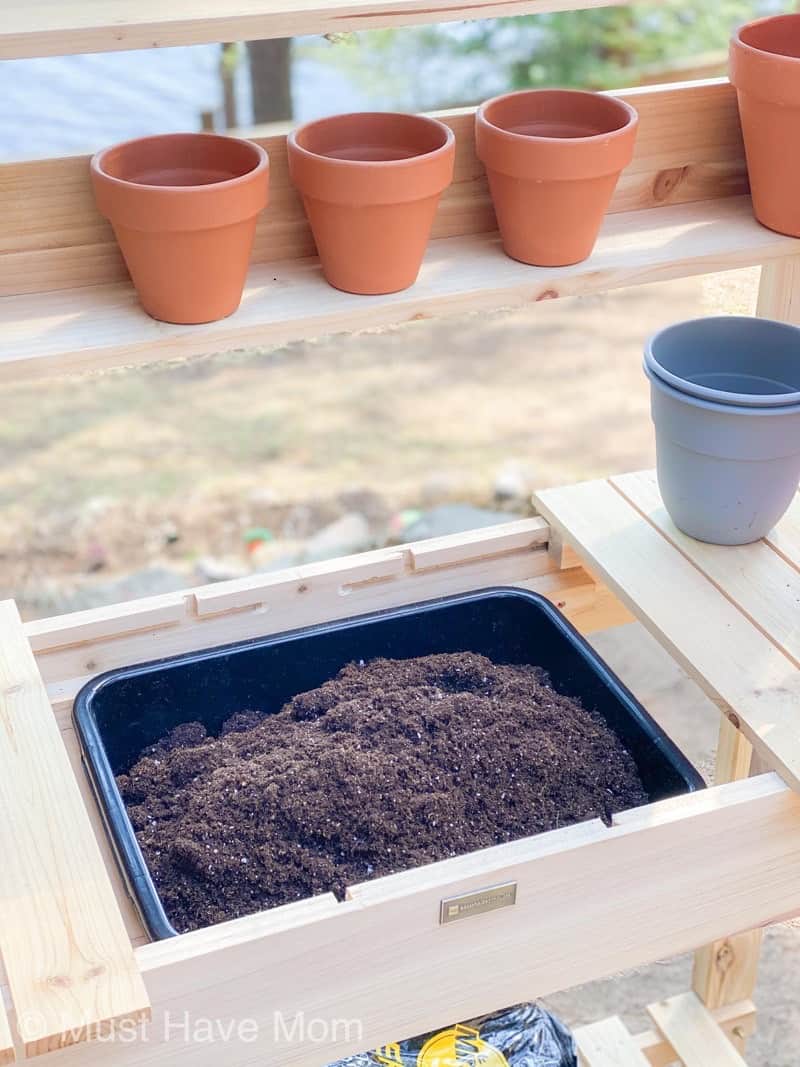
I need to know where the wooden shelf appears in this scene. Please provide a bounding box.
[3,195,798,382]
[5,0,630,60]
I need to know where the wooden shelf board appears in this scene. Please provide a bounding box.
[3,195,798,382]
[5,0,640,60]
[534,472,800,792]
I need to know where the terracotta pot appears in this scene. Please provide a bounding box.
[91,133,269,324]
[287,112,455,295]
[475,90,638,267]
[730,14,800,237]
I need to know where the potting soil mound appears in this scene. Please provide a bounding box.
[118,652,648,933]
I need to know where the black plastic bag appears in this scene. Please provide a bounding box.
[327,1003,577,1067]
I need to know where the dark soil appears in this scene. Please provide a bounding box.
[118,652,648,933]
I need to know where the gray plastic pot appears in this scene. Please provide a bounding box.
[645,364,800,545]
[645,315,800,407]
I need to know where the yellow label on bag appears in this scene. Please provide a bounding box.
[415,1024,509,1067]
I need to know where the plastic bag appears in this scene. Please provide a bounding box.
[327,1003,577,1067]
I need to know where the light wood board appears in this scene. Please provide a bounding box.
[534,475,800,790]
[0,601,150,1055]
[648,993,748,1066]
[8,773,797,1067]
[612,470,800,667]
[4,195,796,383]
[4,0,667,59]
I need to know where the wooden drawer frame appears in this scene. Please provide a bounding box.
[1,518,798,1065]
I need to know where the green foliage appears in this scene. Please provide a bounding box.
[501,1,765,90]
[301,0,770,109]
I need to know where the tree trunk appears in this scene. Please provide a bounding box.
[247,39,293,124]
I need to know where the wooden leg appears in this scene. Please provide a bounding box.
[691,718,762,1051]
[691,258,800,1050]
[756,257,800,321]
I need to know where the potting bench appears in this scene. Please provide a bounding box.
[3,2,800,1066]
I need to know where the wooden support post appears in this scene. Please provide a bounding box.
[0,601,150,1055]
[691,718,762,1049]
[693,253,800,1051]
[756,256,800,322]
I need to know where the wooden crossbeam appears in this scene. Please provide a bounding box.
[648,993,749,1066]
[0,601,150,1056]
[576,1016,650,1066]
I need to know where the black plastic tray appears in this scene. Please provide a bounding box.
[74,586,704,940]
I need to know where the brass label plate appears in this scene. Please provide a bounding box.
[439,881,517,924]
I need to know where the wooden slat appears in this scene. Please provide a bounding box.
[1,80,745,298]
[533,477,800,790]
[2,0,665,59]
[576,1016,650,1066]
[648,993,748,1066]
[9,773,797,1067]
[0,601,150,1055]
[612,469,800,666]
[29,537,584,695]
[5,195,796,383]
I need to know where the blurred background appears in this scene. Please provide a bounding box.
[0,1,774,158]
[0,0,775,621]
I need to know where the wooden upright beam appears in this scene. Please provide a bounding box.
[0,602,150,1056]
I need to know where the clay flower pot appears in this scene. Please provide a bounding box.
[91,133,269,324]
[287,112,455,295]
[730,14,800,237]
[475,90,638,266]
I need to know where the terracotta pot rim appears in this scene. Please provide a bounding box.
[731,13,800,65]
[287,112,455,170]
[476,89,638,146]
[91,132,269,194]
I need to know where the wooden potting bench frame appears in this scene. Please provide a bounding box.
[3,2,800,1065]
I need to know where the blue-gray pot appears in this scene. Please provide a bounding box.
[645,315,800,408]
[645,364,800,545]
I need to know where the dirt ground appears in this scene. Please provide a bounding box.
[3,264,796,1061]
[0,267,757,614]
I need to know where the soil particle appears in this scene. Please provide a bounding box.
[119,652,648,933]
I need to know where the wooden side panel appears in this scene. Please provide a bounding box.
[0,602,150,1056]
[8,774,798,1067]
[0,80,745,298]
[648,993,748,1066]
[576,1016,650,1066]
[534,478,800,790]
